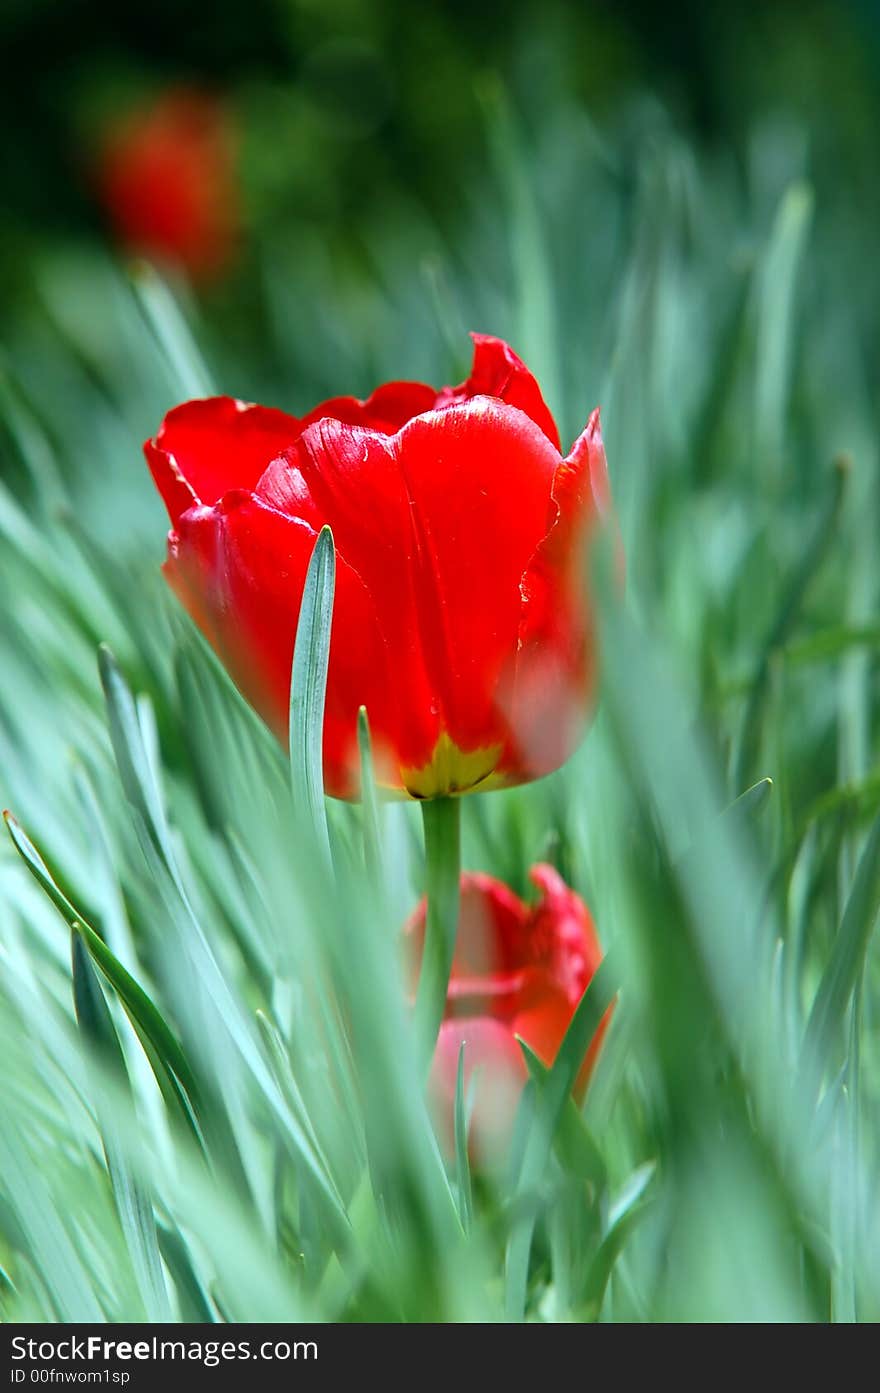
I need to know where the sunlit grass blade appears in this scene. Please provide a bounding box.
[289,525,335,868]
[581,1162,655,1319]
[129,262,215,398]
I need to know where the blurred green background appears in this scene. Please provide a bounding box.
[5,0,880,298]
[2,0,880,1325]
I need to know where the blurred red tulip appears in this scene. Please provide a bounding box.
[146,333,613,798]
[96,88,238,280]
[405,864,611,1165]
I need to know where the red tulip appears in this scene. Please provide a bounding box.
[145,334,612,799]
[405,864,611,1164]
[96,88,238,280]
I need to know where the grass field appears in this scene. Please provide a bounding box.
[1,84,879,1322]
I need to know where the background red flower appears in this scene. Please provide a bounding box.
[405,863,611,1165]
[96,87,238,280]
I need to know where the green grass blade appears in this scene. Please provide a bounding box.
[734,458,848,790]
[0,1127,106,1323]
[801,810,880,1097]
[72,933,170,1321]
[357,706,384,889]
[755,182,814,471]
[581,1162,655,1319]
[98,644,174,868]
[453,1042,473,1234]
[519,1041,607,1189]
[505,955,617,1318]
[289,526,335,868]
[157,1226,217,1323]
[4,811,203,1136]
[129,263,215,398]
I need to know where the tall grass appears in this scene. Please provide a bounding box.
[1,95,878,1322]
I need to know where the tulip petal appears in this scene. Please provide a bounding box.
[166,492,389,798]
[268,399,560,790]
[299,380,438,435]
[405,871,530,1008]
[527,862,604,1001]
[145,396,302,525]
[434,333,561,450]
[505,408,606,780]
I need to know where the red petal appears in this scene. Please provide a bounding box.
[526,862,603,1004]
[512,989,611,1101]
[503,408,606,780]
[299,380,437,436]
[271,400,560,787]
[97,90,238,280]
[404,872,530,1011]
[145,396,301,526]
[435,334,561,450]
[166,494,389,798]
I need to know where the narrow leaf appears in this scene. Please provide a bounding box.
[72,934,170,1321]
[519,1041,607,1189]
[802,809,880,1095]
[130,263,215,398]
[357,706,384,890]
[453,1042,473,1233]
[289,526,335,867]
[505,954,617,1319]
[4,811,202,1137]
[581,1162,655,1319]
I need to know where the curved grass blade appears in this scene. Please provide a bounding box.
[289,526,335,869]
[801,810,880,1099]
[94,657,351,1227]
[157,1226,217,1323]
[678,777,774,875]
[72,933,170,1321]
[129,262,215,399]
[581,1162,655,1319]
[4,811,202,1139]
[519,1041,607,1189]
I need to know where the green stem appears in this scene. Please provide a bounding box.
[414,797,461,1073]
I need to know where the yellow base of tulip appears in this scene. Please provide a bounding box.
[403,731,504,799]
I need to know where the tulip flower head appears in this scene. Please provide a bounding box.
[145,334,612,798]
[96,87,238,280]
[406,864,610,1165]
